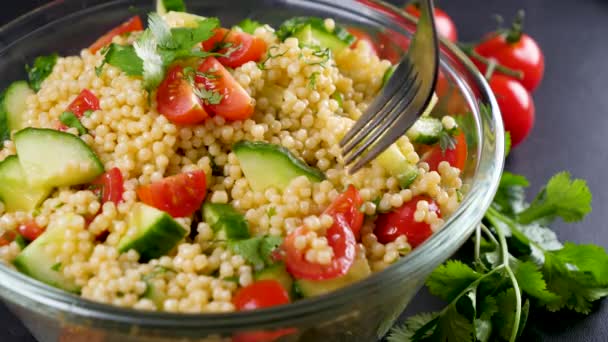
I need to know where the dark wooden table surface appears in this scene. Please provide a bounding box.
[2,0,608,341]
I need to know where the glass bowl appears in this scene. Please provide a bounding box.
[0,0,504,341]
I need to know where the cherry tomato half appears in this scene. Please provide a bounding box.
[233,280,290,311]
[489,74,535,147]
[68,89,100,117]
[284,221,356,280]
[91,167,124,205]
[18,221,45,242]
[136,170,208,218]
[196,57,254,121]
[0,231,17,247]
[421,131,468,172]
[347,28,379,56]
[156,65,211,125]
[324,184,364,241]
[232,280,294,342]
[202,28,267,68]
[374,195,439,247]
[473,33,544,92]
[89,16,143,54]
[404,5,458,42]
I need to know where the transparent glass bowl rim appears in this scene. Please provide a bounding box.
[0,0,504,330]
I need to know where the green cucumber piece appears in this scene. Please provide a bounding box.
[382,65,396,87]
[13,220,86,293]
[295,251,371,297]
[0,155,51,212]
[277,17,355,54]
[156,0,186,14]
[255,263,293,295]
[406,117,443,144]
[118,203,188,261]
[14,128,104,188]
[376,144,418,189]
[233,140,325,192]
[202,202,250,240]
[2,81,35,135]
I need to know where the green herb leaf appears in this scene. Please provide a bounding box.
[492,171,528,216]
[98,43,143,76]
[148,12,174,49]
[518,172,592,224]
[387,313,437,342]
[59,111,88,135]
[0,90,9,142]
[504,131,512,156]
[50,262,62,271]
[26,54,58,91]
[236,18,263,34]
[158,0,186,12]
[134,30,165,89]
[426,260,481,302]
[228,235,283,270]
[439,129,457,154]
[512,260,560,302]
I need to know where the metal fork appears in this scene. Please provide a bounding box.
[340,0,439,174]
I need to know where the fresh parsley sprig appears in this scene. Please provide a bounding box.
[389,170,607,341]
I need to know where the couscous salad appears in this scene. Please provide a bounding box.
[0,3,466,314]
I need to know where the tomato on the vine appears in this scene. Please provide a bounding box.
[472,13,544,92]
[374,195,440,248]
[404,5,458,43]
[489,74,535,147]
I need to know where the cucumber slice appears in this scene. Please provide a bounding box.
[376,144,418,189]
[202,202,250,240]
[233,140,325,192]
[276,17,355,54]
[118,203,188,261]
[255,263,293,295]
[2,81,34,134]
[406,117,443,145]
[295,250,371,297]
[14,128,104,188]
[0,155,51,212]
[13,220,86,293]
[156,0,186,14]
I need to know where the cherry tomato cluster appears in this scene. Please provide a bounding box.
[404,5,544,148]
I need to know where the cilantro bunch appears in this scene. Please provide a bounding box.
[389,171,607,341]
[97,13,220,89]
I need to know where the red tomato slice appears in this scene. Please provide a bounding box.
[18,221,45,242]
[202,28,267,68]
[196,57,254,121]
[0,231,17,247]
[233,280,290,311]
[374,195,439,248]
[232,280,294,342]
[284,216,356,281]
[68,89,100,117]
[421,131,467,172]
[347,28,379,56]
[324,185,364,241]
[89,16,143,54]
[136,170,207,218]
[91,167,125,205]
[157,65,211,125]
[473,33,544,92]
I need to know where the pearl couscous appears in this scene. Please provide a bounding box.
[0,10,464,313]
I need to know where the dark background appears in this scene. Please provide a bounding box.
[2,0,608,341]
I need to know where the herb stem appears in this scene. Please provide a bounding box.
[475,224,482,262]
[494,211,522,342]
